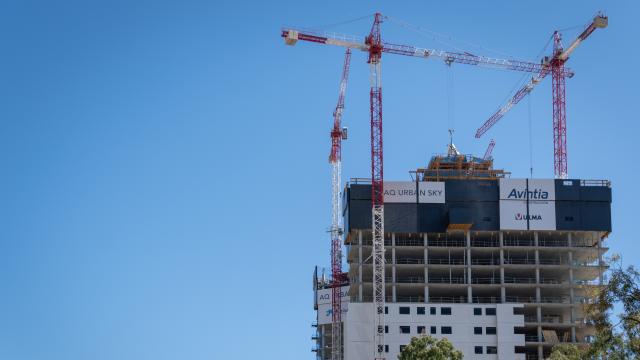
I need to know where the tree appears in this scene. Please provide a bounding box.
[582,259,640,359]
[548,344,582,360]
[397,335,463,360]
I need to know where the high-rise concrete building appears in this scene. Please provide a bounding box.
[313,152,611,360]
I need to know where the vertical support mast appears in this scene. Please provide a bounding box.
[551,31,568,179]
[330,49,351,360]
[366,13,385,360]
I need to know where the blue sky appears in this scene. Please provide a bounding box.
[1,0,638,359]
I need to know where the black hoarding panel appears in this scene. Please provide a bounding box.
[385,203,418,232]
[417,204,448,233]
[580,186,612,202]
[449,204,473,225]
[555,201,582,231]
[581,202,612,231]
[350,184,372,200]
[472,202,500,231]
[445,180,498,202]
[448,202,499,231]
[348,199,372,230]
[555,179,581,201]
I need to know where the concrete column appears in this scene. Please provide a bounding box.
[537,344,543,360]
[392,233,396,303]
[392,285,397,303]
[500,232,506,303]
[598,235,604,285]
[466,231,472,303]
[358,230,363,301]
[568,232,573,247]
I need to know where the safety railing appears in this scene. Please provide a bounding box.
[471,258,501,265]
[525,335,541,342]
[539,239,568,247]
[427,239,466,247]
[428,277,467,284]
[472,296,501,304]
[504,239,535,247]
[396,239,424,246]
[503,258,536,265]
[506,296,536,303]
[504,277,537,284]
[396,276,425,283]
[539,258,563,265]
[396,258,425,265]
[429,296,467,303]
[471,277,501,284]
[396,296,424,303]
[471,239,500,247]
[428,258,465,265]
[580,179,611,187]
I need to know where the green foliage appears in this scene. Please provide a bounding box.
[583,260,640,359]
[548,344,582,360]
[397,335,463,360]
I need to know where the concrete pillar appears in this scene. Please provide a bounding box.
[500,235,505,303]
[537,344,543,360]
[598,235,604,285]
[537,305,542,322]
[466,231,472,303]
[392,233,396,302]
[568,232,573,247]
[358,230,363,301]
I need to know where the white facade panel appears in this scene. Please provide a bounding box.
[499,179,556,230]
[418,181,445,203]
[382,181,445,203]
[316,286,349,325]
[499,178,555,201]
[343,303,525,360]
[383,182,418,203]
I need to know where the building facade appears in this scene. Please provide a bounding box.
[313,154,612,360]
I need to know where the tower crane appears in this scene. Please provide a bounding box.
[282,13,568,359]
[475,14,608,179]
[483,139,496,161]
[329,49,351,360]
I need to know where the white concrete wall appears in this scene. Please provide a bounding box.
[343,303,525,360]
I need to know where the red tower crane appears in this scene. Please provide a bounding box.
[475,14,608,179]
[329,48,351,360]
[282,13,571,359]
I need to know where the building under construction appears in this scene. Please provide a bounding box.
[313,151,611,360]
